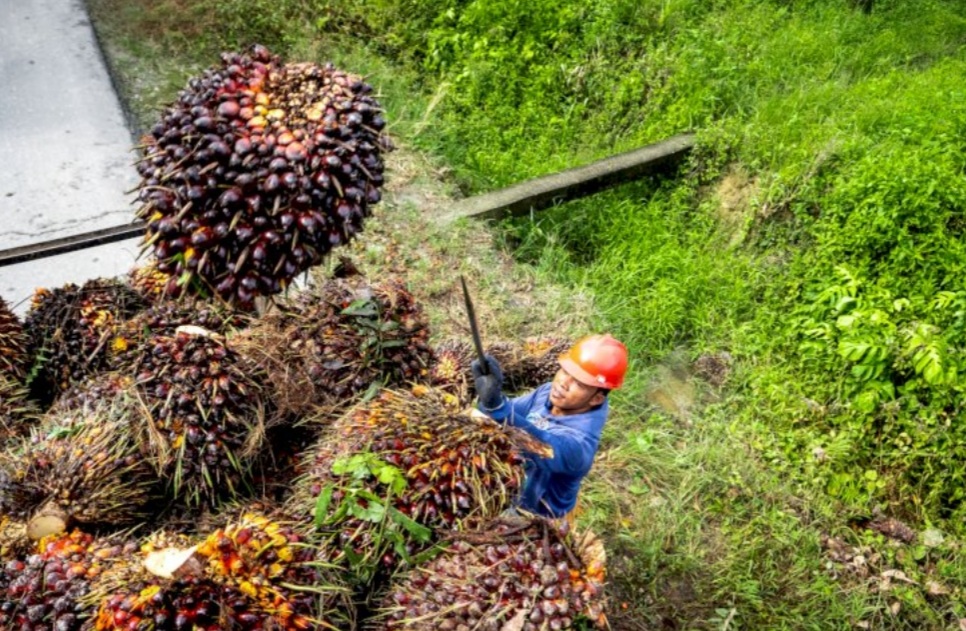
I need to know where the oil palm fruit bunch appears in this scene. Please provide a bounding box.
[291,387,550,577]
[195,511,350,624]
[237,277,431,418]
[428,336,571,404]
[486,336,572,394]
[109,298,248,371]
[427,340,475,405]
[50,373,133,415]
[127,327,271,507]
[0,403,156,540]
[378,516,608,631]
[0,296,28,383]
[23,279,147,406]
[88,513,351,630]
[135,44,392,310]
[0,529,134,631]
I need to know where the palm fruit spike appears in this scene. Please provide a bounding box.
[379,515,608,631]
[486,336,573,394]
[136,44,392,311]
[427,339,474,405]
[236,276,431,418]
[88,517,351,630]
[0,529,133,631]
[128,327,271,506]
[290,387,549,579]
[23,278,147,406]
[0,403,156,540]
[0,296,28,383]
[0,377,36,440]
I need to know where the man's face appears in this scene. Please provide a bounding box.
[549,367,604,414]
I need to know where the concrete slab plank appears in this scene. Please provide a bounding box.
[0,0,143,313]
[1,237,142,315]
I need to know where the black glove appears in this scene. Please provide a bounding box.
[471,354,505,411]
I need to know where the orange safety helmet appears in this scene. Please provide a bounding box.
[558,334,628,390]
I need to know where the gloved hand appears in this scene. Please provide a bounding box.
[471,354,505,411]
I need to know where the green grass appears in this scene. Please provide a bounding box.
[86,0,966,627]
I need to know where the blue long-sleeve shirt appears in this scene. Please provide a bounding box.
[480,383,608,518]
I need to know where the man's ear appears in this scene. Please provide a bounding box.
[589,390,607,408]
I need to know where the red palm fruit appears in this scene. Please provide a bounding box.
[0,530,133,631]
[377,516,608,631]
[88,512,351,630]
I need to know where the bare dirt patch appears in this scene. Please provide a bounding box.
[713,167,759,247]
[323,144,597,344]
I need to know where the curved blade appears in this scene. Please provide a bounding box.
[460,275,489,375]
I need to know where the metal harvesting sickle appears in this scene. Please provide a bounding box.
[460,275,489,375]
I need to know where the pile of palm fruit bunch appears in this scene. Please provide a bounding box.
[235,275,432,418]
[87,510,352,630]
[22,278,147,407]
[0,44,613,629]
[0,529,133,630]
[134,44,391,310]
[0,325,274,535]
[288,386,552,585]
[429,336,572,405]
[378,515,608,631]
[0,400,156,540]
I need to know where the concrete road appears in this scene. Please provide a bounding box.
[0,0,142,313]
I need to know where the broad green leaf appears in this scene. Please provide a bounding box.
[389,508,432,542]
[838,341,871,362]
[377,464,402,486]
[314,485,335,528]
[341,299,379,317]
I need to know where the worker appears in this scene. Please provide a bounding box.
[472,334,628,519]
